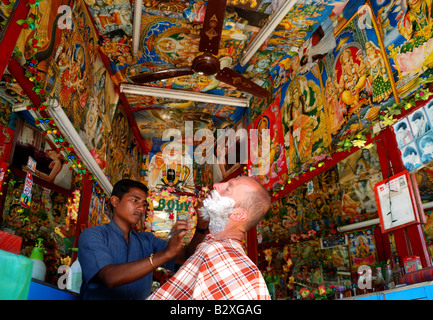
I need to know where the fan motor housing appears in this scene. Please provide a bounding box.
[192,53,220,76]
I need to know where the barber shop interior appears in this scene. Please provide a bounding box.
[2,0,433,301]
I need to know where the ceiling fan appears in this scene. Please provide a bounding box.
[129,0,269,99]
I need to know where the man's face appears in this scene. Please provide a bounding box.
[112,187,148,225]
[200,190,235,234]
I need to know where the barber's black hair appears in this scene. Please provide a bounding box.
[108,179,148,212]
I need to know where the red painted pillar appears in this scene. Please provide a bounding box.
[377,127,431,267]
[71,174,93,262]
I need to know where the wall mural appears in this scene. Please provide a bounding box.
[105,104,142,185]
[146,137,195,193]
[370,0,433,99]
[248,96,287,190]
[337,144,382,224]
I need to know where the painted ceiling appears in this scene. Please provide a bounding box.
[3,0,433,193]
[80,0,353,140]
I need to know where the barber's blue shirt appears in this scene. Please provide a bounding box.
[78,220,174,300]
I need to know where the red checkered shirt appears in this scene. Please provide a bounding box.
[147,234,270,300]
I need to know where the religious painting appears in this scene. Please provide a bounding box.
[243,51,284,85]
[260,166,342,241]
[370,0,433,98]
[105,105,142,184]
[265,1,335,53]
[414,161,433,203]
[348,228,378,272]
[288,240,324,286]
[88,185,108,228]
[248,97,287,190]
[322,5,396,146]
[337,144,382,225]
[47,0,98,128]
[85,0,132,36]
[13,0,68,78]
[281,65,330,176]
[138,15,254,68]
[146,137,194,193]
[79,56,119,171]
[133,102,244,141]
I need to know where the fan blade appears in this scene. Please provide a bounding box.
[216,67,269,98]
[130,67,194,83]
[199,0,227,55]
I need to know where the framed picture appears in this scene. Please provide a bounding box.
[374,170,421,233]
[348,228,378,272]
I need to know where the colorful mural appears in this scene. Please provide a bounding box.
[370,0,433,98]
[248,96,287,190]
[337,144,382,224]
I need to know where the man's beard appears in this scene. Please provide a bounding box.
[199,190,235,235]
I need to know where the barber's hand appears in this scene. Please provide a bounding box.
[165,220,188,259]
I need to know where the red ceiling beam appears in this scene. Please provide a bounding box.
[119,91,150,154]
[7,58,42,108]
[0,0,30,78]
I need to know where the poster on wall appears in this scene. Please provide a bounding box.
[370,0,433,98]
[247,97,287,190]
[348,228,378,272]
[105,105,142,185]
[337,144,382,224]
[10,120,73,190]
[145,191,197,244]
[47,0,98,127]
[88,185,108,228]
[281,65,330,175]
[146,137,194,192]
[321,4,396,148]
[78,56,119,172]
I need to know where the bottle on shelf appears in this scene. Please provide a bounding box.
[30,238,46,282]
[374,267,386,292]
[351,283,357,296]
[392,255,404,285]
[336,286,345,299]
[385,264,395,290]
[66,248,82,294]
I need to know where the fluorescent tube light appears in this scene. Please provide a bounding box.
[337,218,380,232]
[11,101,31,112]
[239,0,297,66]
[46,98,113,195]
[120,83,250,107]
[132,0,143,55]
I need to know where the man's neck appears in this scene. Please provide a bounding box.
[213,227,244,243]
[112,216,131,242]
